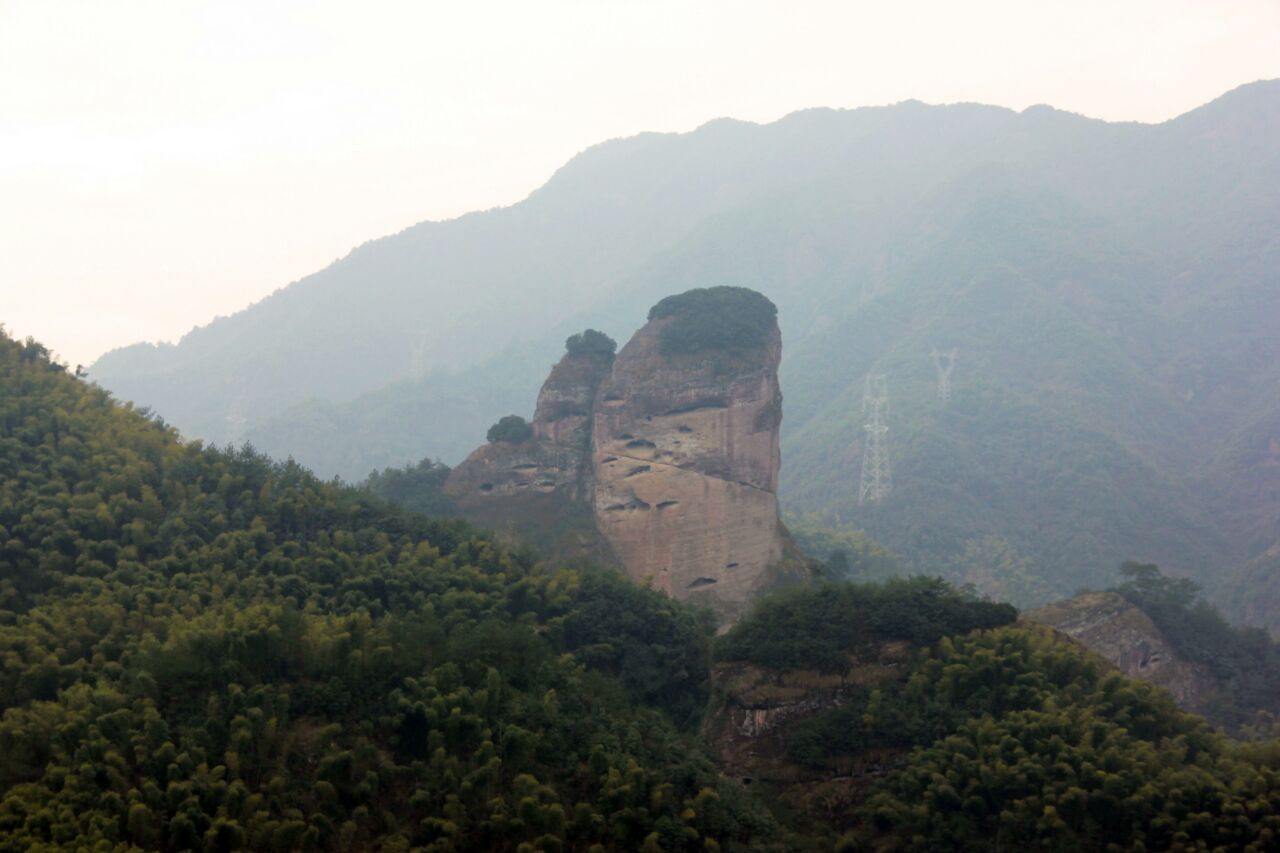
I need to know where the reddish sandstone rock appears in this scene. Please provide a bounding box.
[445,289,796,624]
[591,313,787,620]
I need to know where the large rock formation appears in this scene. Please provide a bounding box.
[591,298,785,618]
[1024,592,1220,716]
[445,287,794,621]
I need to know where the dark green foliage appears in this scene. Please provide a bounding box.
[0,329,778,851]
[564,329,616,358]
[1113,562,1280,731]
[552,565,716,728]
[647,286,777,355]
[486,414,533,444]
[715,577,1017,673]
[363,457,457,517]
[857,627,1280,851]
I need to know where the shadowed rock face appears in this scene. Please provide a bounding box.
[442,350,614,560]
[1024,591,1219,715]
[592,315,786,619]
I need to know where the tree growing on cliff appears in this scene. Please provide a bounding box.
[487,414,534,443]
[565,328,616,358]
[647,286,777,355]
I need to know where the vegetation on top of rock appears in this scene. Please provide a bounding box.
[485,413,533,444]
[363,457,457,517]
[564,328,617,358]
[714,577,1017,673]
[647,286,777,355]
[1112,561,1280,734]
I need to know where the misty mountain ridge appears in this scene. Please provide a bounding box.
[91,79,1280,628]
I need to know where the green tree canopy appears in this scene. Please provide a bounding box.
[647,286,777,355]
[564,328,617,358]
[486,414,533,444]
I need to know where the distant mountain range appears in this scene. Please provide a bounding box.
[91,80,1280,628]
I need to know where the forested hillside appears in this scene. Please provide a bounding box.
[89,81,1280,628]
[0,330,775,851]
[713,582,1280,850]
[6,329,1280,850]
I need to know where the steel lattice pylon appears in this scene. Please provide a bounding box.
[858,374,892,504]
[931,348,957,406]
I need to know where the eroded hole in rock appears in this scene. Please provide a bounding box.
[606,503,627,511]
[664,401,726,416]
[625,465,651,477]
[626,438,656,449]
[511,463,538,470]
[677,425,694,433]
[479,483,494,492]
[725,562,739,568]
[656,500,678,509]
[687,577,718,589]
[630,499,651,510]
[601,455,618,463]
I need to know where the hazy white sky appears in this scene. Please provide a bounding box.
[3,0,1278,367]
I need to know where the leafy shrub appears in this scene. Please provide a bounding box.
[486,413,533,443]
[715,576,1017,673]
[565,328,617,358]
[647,286,777,355]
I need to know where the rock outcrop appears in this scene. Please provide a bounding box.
[1024,591,1219,715]
[445,287,794,622]
[591,308,786,620]
[705,643,911,827]
[443,347,614,559]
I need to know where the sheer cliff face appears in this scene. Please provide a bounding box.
[591,317,785,617]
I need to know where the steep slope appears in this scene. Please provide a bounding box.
[1024,592,1220,715]
[706,580,1280,848]
[93,81,1280,623]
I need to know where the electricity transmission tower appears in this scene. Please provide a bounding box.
[226,397,247,446]
[858,374,891,505]
[931,349,957,406]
